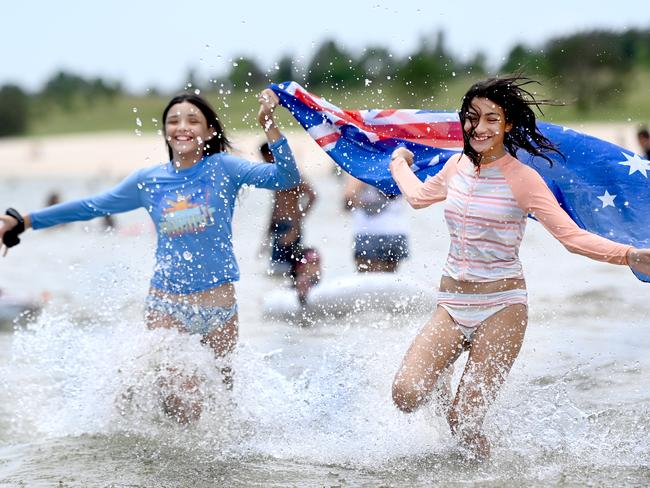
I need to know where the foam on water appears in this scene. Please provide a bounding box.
[3,309,450,463]
[2,300,649,484]
[1,177,649,485]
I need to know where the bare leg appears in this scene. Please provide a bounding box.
[356,258,398,273]
[201,313,239,390]
[448,304,527,459]
[145,311,238,422]
[392,307,466,413]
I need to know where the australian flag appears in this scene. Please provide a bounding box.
[271,81,650,282]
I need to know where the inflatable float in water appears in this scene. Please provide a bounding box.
[262,273,436,321]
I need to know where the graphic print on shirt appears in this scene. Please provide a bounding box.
[159,188,217,237]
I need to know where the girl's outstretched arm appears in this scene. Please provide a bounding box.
[506,161,632,265]
[1,169,144,256]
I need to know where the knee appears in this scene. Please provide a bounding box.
[392,380,421,413]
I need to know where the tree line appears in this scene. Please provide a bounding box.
[2,27,649,137]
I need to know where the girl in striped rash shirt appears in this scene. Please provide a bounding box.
[389,76,650,459]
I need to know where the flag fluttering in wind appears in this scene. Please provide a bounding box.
[271,81,649,282]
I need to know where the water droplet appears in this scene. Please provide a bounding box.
[183,251,193,261]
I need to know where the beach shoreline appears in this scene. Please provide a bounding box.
[0,130,336,179]
[0,123,644,179]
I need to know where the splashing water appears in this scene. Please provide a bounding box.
[2,299,650,486]
[1,177,649,486]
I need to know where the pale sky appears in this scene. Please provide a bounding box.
[3,0,649,93]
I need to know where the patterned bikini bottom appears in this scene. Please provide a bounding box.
[145,294,238,336]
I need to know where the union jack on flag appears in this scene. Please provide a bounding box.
[272,81,464,193]
[271,81,650,282]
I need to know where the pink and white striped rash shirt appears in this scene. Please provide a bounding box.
[390,153,631,282]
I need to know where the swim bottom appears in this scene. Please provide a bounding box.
[270,220,302,276]
[354,234,409,262]
[145,294,238,336]
[436,288,528,342]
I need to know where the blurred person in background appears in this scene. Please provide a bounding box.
[343,176,409,273]
[637,127,650,159]
[260,141,317,278]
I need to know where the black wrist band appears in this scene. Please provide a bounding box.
[6,208,25,234]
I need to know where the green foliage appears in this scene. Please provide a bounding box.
[275,56,294,84]
[41,70,121,111]
[358,46,397,81]
[544,30,634,112]
[396,31,456,96]
[228,56,266,89]
[306,39,364,88]
[461,52,488,77]
[0,84,29,137]
[500,44,549,75]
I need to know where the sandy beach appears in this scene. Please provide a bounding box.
[0,123,645,179]
[0,130,337,179]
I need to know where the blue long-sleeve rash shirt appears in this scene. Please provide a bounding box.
[29,137,301,294]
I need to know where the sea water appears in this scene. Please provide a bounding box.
[0,173,649,487]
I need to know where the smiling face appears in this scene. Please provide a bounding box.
[463,97,512,160]
[164,101,214,164]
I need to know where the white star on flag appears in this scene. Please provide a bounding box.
[427,155,441,167]
[597,190,617,208]
[618,152,649,178]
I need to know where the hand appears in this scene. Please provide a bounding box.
[391,147,414,167]
[627,248,650,277]
[0,215,19,257]
[257,88,280,130]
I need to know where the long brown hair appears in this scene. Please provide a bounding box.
[459,76,564,167]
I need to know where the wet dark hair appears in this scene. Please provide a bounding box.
[162,93,231,160]
[459,76,564,167]
[638,127,650,139]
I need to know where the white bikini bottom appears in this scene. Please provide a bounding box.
[437,288,528,342]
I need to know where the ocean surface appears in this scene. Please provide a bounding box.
[1,171,649,487]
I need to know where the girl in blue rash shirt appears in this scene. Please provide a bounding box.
[0,89,301,421]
